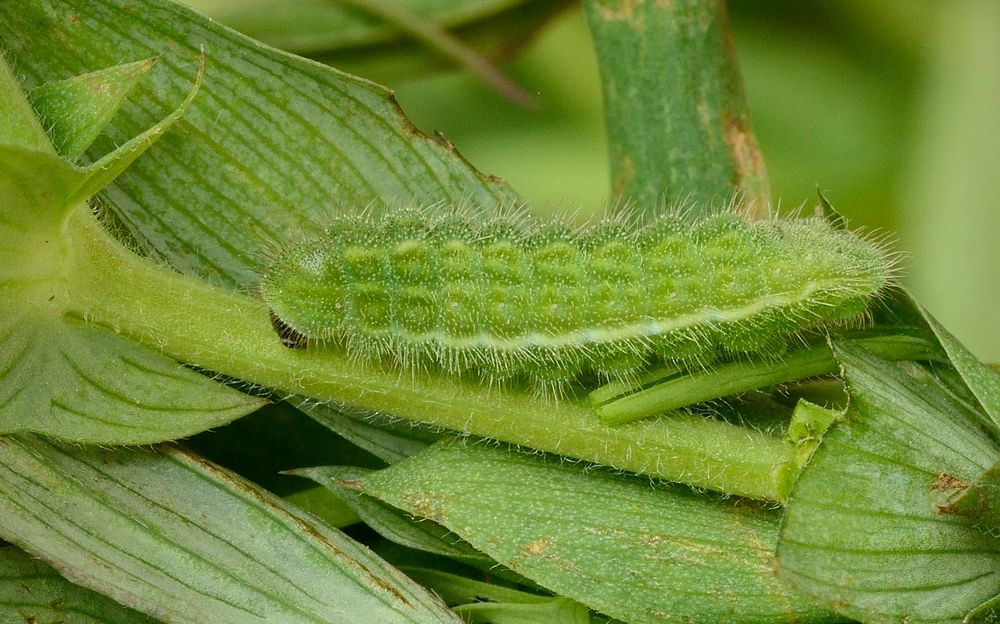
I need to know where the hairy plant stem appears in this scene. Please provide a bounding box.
[66,206,794,501]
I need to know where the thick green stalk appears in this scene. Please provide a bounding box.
[582,0,768,213]
[66,206,792,500]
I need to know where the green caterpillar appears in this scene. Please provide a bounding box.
[261,206,891,395]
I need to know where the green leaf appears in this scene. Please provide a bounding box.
[282,485,361,528]
[294,465,496,569]
[918,301,1000,429]
[455,598,593,624]
[0,52,55,153]
[1,0,519,289]
[0,546,159,624]
[304,404,442,464]
[0,435,464,624]
[0,52,200,224]
[965,593,1000,624]
[30,58,157,159]
[937,458,1000,531]
[402,568,596,624]
[581,0,767,210]
[356,439,839,624]
[400,567,551,606]
[0,55,263,444]
[0,315,263,444]
[777,341,1000,623]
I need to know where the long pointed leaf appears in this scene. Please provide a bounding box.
[0,435,463,624]
[0,53,54,153]
[356,439,838,623]
[294,465,495,569]
[918,301,1000,429]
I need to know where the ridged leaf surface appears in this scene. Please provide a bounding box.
[0,436,463,624]
[777,341,1000,623]
[1,0,519,290]
[0,546,159,624]
[356,438,840,624]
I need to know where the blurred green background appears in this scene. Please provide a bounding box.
[188,0,1000,361]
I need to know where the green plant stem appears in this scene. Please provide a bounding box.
[582,0,768,213]
[66,206,792,500]
[592,331,942,426]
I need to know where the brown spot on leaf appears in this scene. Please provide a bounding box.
[524,538,550,556]
[931,473,970,493]
[332,478,364,491]
[404,493,445,524]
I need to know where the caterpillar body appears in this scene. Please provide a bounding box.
[261,206,891,396]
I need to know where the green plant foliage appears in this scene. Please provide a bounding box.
[0,436,463,624]
[354,438,841,624]
[777,341,1000,622]
[918,303,1000,428]
[1,0,519,290]
[0,59,264,444]
[0,546,159,624]
[29,59,157,160]
[182,0,569,62]
[937,459,1000,532]
[2,1,998,622]
[0,0,841,503]
[294,465,498,571]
